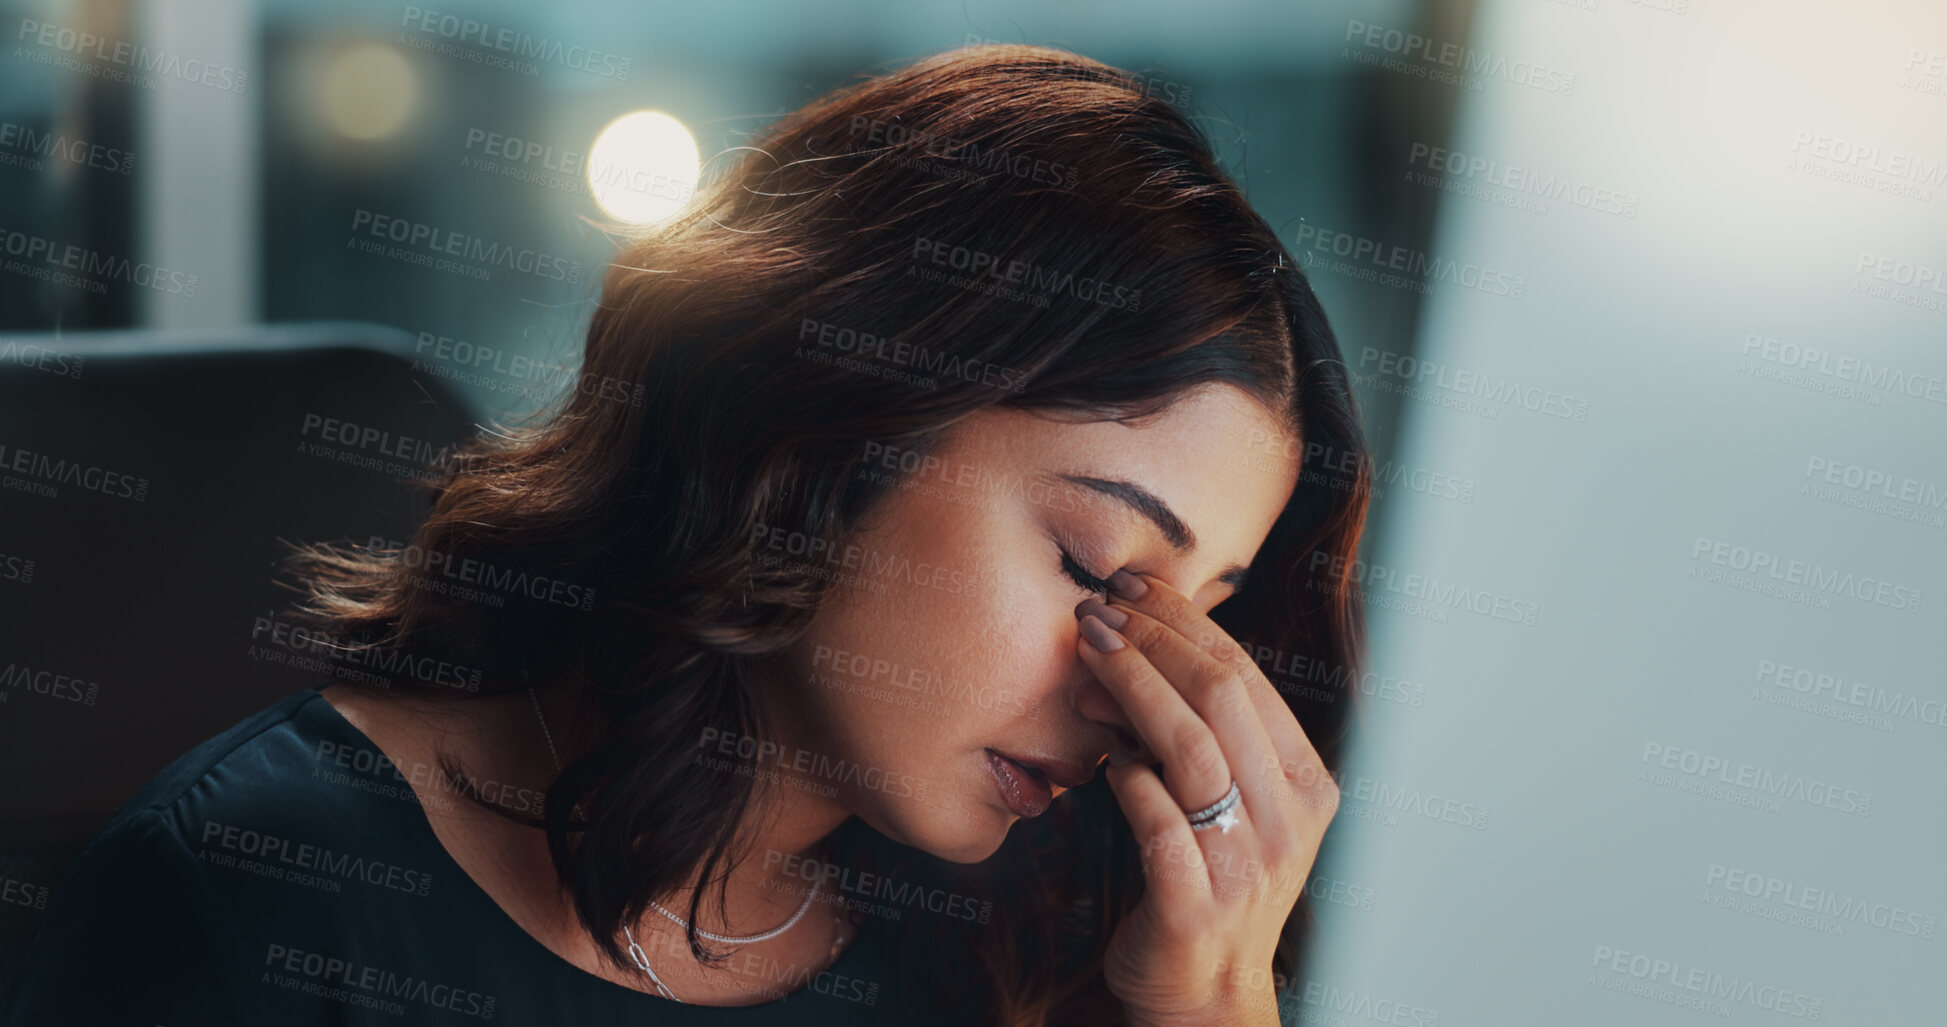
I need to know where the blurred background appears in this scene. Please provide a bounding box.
[1,0,1941,1022]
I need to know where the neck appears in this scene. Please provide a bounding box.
[526,678,855,940]
[663,774,853,937]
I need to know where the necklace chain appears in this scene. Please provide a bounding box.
[649,877,821,944]
[525,685,842,1004]
[527,685,562,771]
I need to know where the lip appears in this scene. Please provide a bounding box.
[993,750,1096,791]
[985,749,1054,818]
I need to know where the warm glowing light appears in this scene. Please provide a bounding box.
[320,44,418,141]
[586,110,700,224]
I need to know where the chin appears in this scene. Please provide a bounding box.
[934,829,1011,865]
[875,807,1014,864]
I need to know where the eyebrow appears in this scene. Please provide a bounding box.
[1050,472,1253,591]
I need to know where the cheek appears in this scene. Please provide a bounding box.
[823,545,1080,741]
[912,555,1089,731]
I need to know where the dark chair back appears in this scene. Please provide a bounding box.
[0,322,483,1000]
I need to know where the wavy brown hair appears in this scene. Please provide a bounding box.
[288,42,1371,1026]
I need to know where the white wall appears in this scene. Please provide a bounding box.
[1305,1,1945,1023]
[139,0,259,327]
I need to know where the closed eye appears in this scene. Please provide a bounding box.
[1058,548,1112,597]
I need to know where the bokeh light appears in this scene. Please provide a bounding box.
[586,110,700,224]
[319,43,418,142]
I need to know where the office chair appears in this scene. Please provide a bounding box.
[0,321,484,1002]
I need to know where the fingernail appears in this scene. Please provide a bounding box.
[1074,597,1128,630]
[1107,569,1147,599]
[1106,749,1135,766]
[1078,614,1126,652]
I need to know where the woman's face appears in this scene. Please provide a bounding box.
[762,383,1300,863]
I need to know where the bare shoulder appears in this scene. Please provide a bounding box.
[314,685,545,810]
[315,682,364,718]
[316,683,397,744]
[314,684,460,772]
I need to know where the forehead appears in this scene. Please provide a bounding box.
[955,384,1300,557]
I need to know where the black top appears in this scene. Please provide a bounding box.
[7,688,913,1025]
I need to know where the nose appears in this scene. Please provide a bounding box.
[1071,674,1156,764]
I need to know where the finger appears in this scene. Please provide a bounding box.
[1104,759,1213,909]
[1105,570,1332,819]
[1076,613,1234,817]
[1076,597,1289,840]
[1106,569,1312,761]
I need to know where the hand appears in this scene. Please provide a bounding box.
[1073,570,1341,1027]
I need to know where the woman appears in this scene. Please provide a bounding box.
[8,43,1368,1026]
